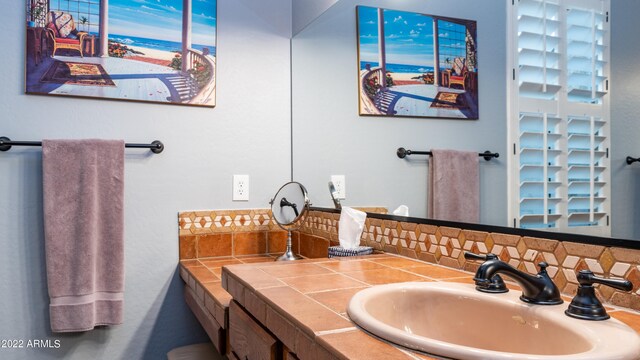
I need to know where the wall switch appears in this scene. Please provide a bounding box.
[233,175,249,201]
[331,175,346,199]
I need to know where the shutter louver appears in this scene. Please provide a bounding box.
[510,0,610,236]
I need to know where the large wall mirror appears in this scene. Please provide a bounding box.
[292,0,640,241]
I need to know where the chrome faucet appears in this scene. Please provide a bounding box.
[466,251,563,305]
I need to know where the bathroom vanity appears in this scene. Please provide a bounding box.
[180,254,640,359]
[178,208,640,359]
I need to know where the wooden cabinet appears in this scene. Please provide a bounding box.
[229,301,280,360]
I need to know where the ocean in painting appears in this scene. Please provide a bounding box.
[360,61,434,73]
[108,34,217,55]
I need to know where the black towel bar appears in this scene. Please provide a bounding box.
[626,156,640,165]
[0,137,164,154]
[397,147,499,161]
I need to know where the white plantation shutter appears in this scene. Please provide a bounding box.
[508,0,610,236]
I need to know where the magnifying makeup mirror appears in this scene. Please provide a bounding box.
[270,181,310,261]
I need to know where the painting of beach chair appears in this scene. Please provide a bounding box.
[45,11,88,57]
[446,57,469,90]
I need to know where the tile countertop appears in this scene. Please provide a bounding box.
[182,254,640,360]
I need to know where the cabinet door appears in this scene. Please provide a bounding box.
[229,300,279,360]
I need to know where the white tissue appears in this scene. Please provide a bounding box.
[393,205,409,217]
[338,207,367,249]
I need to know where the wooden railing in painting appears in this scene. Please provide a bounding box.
[359,67,384,115]
[185,48,216,105]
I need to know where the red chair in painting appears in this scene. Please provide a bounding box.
[446,57,469,90]
[45,11,88,57]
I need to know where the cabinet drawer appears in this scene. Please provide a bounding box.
[229,300,279,360]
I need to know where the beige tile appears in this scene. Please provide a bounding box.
[198,233,232,258]
[199,258,242,268]
[609,247,640,263]
[179,235,197,260]
[234,232,267,255]
[202,281,233,308]
[265,303,298,351]
[317,260,387,272]
[210,267,222,278]
[439,227,461,238]
[318,329,414,359]
[610,310,640,333]
[180,259,201,269]
[344,268,427,285]
[236,254,274,259]
[281,273,366,294]
[438,256,463,270]
[223,266,284,289]
[369,257,427,268]
[406,264,471,280]
[491,233,521,246]
[187,265,219,283]
[300,234,330,259]
[239,256,277,264]
[244,289,267,324]
[295,330,337,360]
[461,230,489,243]
[259,286,353,335]
[308,287,368,315]
[225,275,245,305]
[562,242,605,258]
[268,231,288,253]
[259,263,333,278]
[522,237,559,252]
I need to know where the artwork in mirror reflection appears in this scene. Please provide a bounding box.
[357,6,478,119]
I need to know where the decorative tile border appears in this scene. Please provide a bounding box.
[298,210,640,312]
[179,209,278,235]
[178,208,640,311]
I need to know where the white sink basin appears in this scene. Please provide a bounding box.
[347,282,640,359]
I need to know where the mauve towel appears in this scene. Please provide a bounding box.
[43,139,125,333]
[428,149,479,223]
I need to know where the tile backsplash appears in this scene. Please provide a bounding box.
[179,209,287,259]
[179,208,640,312]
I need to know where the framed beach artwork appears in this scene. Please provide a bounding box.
[357,6,478,119]
[25,0,217,107]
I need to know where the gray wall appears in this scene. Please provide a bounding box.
[292,0,508,225]
[610,0,640,240]
[0,0,292,359]
[292,0,339,35]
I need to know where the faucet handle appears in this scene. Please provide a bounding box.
[577,270,632,291]
[537,261,550,273]
[565,270,634,321]
[463,251,508,293]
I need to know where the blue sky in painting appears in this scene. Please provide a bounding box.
[358,6,434,67]
[109,0,216,45]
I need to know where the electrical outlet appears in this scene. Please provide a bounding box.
[331,175,346,199]
[233,175,249,201]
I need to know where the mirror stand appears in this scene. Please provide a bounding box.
[276,231,302,261]
[270,182,310,262]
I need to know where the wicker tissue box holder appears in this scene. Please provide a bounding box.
[328,245,373,258]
